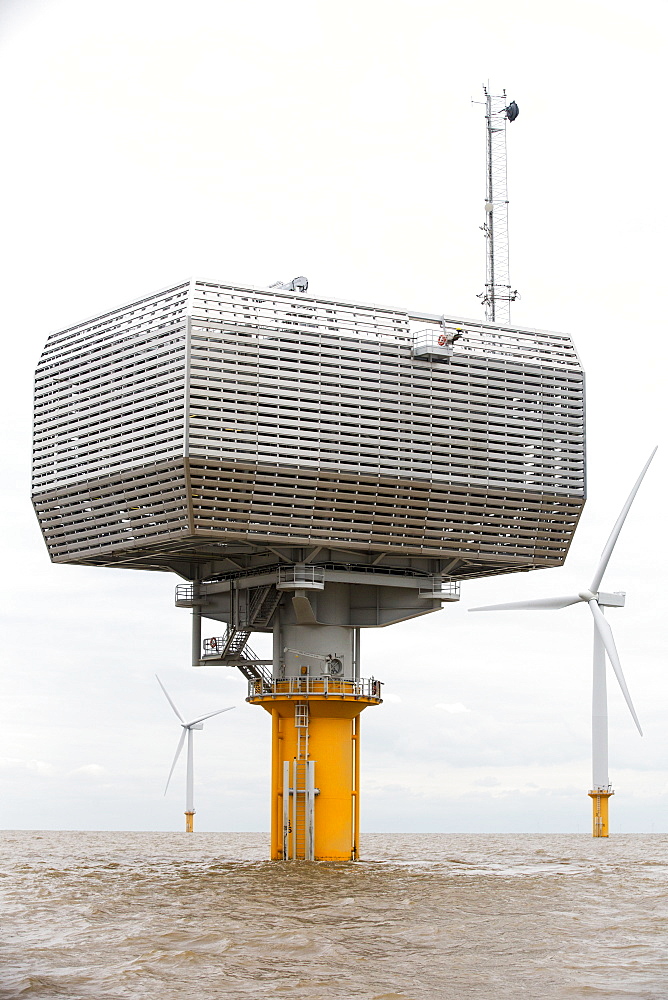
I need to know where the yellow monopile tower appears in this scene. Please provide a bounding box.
[188,568,455,859]
[250,679,380,860]
[589,789,613,838]
[235,576,387,860]
[190,569,459,860]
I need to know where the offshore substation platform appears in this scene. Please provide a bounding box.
[32,279,586,858]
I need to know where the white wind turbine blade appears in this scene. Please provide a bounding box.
[164,728,187,795]
[469,595,582,612]
[186,706,235,727]
[589,448,657,594]
[587,600,642,736]
[155,675,185,723]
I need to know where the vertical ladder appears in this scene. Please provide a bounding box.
[282,702,315,860]
[293,760,307,859]
[295,701,309,760]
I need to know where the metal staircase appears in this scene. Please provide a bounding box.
[198,585,281,686]
[247,585,282,628]
[202,626,251,659]
[225,627,252,657]
[202,627,272,688]
[235,659,273,691]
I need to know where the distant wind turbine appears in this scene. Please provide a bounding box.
[469,448,657,837]
[156,675,234,832]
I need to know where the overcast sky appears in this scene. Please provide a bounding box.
[1,0,666,835]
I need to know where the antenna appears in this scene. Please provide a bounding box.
[478,85,519,325]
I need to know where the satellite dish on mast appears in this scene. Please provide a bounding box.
[270,276,309,293]
[505,101,519,122]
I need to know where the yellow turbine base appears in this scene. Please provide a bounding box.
[250,690,379,861]
[588,789,613,837]
[185,811,195,833]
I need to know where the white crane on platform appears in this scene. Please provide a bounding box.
[469,449,657,836]
[156,675,234,832]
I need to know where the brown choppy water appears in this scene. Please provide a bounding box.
[1,831,667,999]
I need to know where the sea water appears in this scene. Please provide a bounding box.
[1,831,667,999]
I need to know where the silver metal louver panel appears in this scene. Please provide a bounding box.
[32,279,585,580]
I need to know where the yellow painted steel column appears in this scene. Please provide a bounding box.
[185,811,194,833]
[589,789,613,837]
[309,701,359,860]
[352,714,360,861]
[252,689,379,860]
[271,712,283,859]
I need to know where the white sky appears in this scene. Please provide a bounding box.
[1,0,667,834]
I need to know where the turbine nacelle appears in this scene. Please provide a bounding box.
[578,590,626,608]
[597,592,626,608]
[578,591,625,607]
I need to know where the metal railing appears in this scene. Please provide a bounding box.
[246,676,383,701]
[202,633,258,660]
[277,564,325,590]
[174,583,212,607]
[412,326,462,361]
[203,561,462,586]
[418,578,461,601]
[175,583,194,604]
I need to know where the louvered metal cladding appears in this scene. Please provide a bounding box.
[32,279,585,579]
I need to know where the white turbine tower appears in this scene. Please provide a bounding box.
[156,675,234,832]
[470,449,657,837]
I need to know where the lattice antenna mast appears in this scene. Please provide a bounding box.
[480,86,519,324]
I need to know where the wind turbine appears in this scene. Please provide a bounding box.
[156,675,234,832]
[469,449,657,837]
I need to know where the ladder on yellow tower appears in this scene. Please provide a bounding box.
[283,702,316,860]
[294,760,308,859]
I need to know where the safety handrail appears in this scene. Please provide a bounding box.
[246,676,383,700]
[202,634,258,660]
